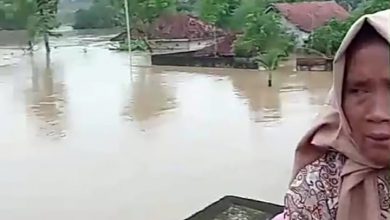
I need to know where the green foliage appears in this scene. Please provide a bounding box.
[307,0,390,57]
[34,0,60,32]
[80,0,174,32]
[176,0,197,12]
[256,49,284,71]
[73,0,120,29]
[224,0,257,31]
[196,0,241,28]
[114,0,175,25]
[354,0,390,14]
[115,39,149,51]
[306,19,351,57]
[136,0,176,23]
[0,0,59,47]
[0,0,36,30]
[234,9,294,65]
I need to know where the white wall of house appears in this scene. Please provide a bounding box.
[279,16,310,47]
[149,38,217,55]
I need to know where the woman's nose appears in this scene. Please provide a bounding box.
[366,93,390,123]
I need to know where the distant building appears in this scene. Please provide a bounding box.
[112,14,235,56]
[267,1,349,46]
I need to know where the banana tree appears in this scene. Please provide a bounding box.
[256,49,284,87]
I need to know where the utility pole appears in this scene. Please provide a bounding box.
[124,0,133,79]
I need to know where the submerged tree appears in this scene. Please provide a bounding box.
[0,0,59,54]
[256,49,284,87]
[33,0,60,54]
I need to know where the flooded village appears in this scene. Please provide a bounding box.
[0,0,386,219]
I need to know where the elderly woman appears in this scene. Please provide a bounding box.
[281,9,390,220]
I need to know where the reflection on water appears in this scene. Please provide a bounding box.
[25,55,67,140]
[0,30,333,220]
[229,70,281,124]
[122,68,177,122]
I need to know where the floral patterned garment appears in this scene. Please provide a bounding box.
[284,151,390,220]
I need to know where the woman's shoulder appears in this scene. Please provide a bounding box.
[290,150,345,187]
[284,151,345,219]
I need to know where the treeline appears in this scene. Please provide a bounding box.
[71,0,389,56]
[307,0,389,56]
[71,0,363,30]
[0,0,60,54]
[0,0,35,30]
[1,0,388,59]
[72,0,295,63]
[74,0,177,29]
[73,0,121,29]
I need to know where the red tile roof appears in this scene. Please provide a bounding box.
[149,14,226,39]
[111,14,227,41]
[271,1,349,32]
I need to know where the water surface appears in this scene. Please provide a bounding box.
[0,30,332,220]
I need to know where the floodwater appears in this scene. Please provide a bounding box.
[0,30,332,220]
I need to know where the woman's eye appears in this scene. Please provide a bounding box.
[348,88,367,94]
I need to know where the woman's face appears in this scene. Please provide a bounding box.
[343,37,390,166]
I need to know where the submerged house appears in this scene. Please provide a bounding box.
[148,13,228,55]
[267,1,349,46]
[111,14,231,55]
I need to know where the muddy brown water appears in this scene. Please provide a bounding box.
[0,30,332,220]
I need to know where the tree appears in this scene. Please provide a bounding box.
[235,10,294,56]
[73,0,120,29]
[223,0,257,31]
[256,49,284,87]
[306,0,390,57]
[235,8,294,86]
[33,0,60,54]
[0,0,59,54]
[354,0,390,14]
[195,0,241,56]
[176,0,197,13]
[196,0,241,28]
[0,0,35,30]
[111,0,175,31]
[306,19,351,57]
[99,0,175,44]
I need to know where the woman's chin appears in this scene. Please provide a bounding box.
[364,147,390,167]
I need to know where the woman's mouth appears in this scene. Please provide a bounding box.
[366,132,390,143]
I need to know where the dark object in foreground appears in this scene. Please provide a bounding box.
[185,196,283,220]
[152,53,259,69]
[296,57,333,71]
